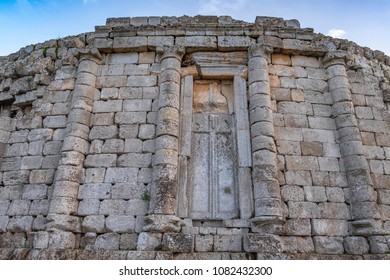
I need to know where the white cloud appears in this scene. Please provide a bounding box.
[327,28,347,39]
[199,0,247,15]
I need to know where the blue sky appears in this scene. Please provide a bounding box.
[0,0,389,56]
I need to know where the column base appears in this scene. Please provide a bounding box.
[349,219,389,236]
[142,214,182,233]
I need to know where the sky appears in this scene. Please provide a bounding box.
[0,0,390,56]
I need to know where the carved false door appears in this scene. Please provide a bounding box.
[189,80,239,220]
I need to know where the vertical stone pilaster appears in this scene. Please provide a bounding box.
[234,76,254,219]
[323,51,382,235]
[248,44,284,233]
[46,50,101,249]
[177,75,193,218]
[145,46,185,233]
[0,109,12,169]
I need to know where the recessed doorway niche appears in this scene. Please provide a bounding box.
[178,74,253,221]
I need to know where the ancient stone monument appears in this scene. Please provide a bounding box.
[0,15,390,259]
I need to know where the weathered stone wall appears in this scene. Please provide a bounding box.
[0,15,390,260]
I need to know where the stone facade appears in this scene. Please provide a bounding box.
[0,15,390,259]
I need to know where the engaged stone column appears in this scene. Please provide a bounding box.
[248,44,284,232]
[0,108,12,168]
[145,46,185,232]
[323,51,382,235]
[47,50,101,248]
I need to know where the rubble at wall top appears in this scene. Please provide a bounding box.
[104,15,301,29]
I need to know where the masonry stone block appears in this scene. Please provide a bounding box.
[116,112,147,124]
[283,218,311,236]
[162,233,194,252]
[43,141,62,155]
[28,140,44,156]
[95,233,120,250]
[351,201,381,220]
[78,199,100,216]
[368,236,390,254]
[111,183,146,199]
[326,187,345,203]
[318,202,351,219]
[119,124,139,139]
[313,236,344,254]
[32,231,50,249]
[117,153,152,167]
[312,219,348,236]
[0,216,9,233]
[89,125,118,140]
[6,143,28,157]
[286,156,319,171]
[78,183,111,200]
[43,115,67,128]
[138,124,155,139]
[195,235,213,252]
[7,216,33,232]
[29,169,55,184]
[124,139,143,153]
[137,232,162,251]
[29,200,50,215]
[0,201,10,215]
[101,139,124,153]
[93,113,115,126]
[274,127,303,141]
[106,215,136,233]
[343,236,370,255]
[3,170,30,186]
[276,141,300,155]
[288,201,319,218]
[244,234,283,253]
[81,215,105,233]
[94,100,123,113]
[272,53,292,65]
[284,113,308,128]
[40,155,60,168]
[285,171,312,185]
[318,157,340,172]
[107,53,138,64]
[281,185,304,202]
[21,156,43,170]
[302,128,335,143]
[378,189,390,204]
[99,199,128,215]
[176,36,217,51]
[119,233,138,250]
[104,167,138,183]
[84,154,117,167]
[214,235,242,252]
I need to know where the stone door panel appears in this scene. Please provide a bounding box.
[188,80,238,220]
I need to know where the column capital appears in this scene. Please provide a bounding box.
[157,45,185,61]
[248,43,273,59]
[77,48,102,62]
[322,50,353,68]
